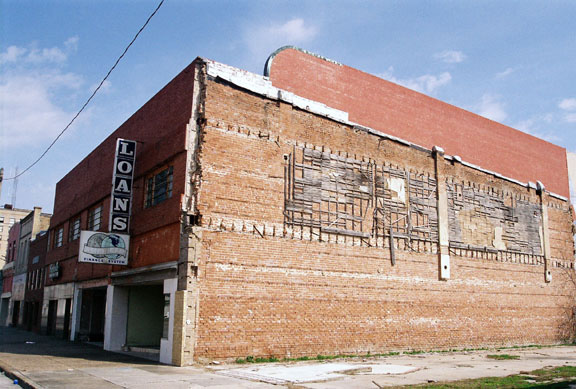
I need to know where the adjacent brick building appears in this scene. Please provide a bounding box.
[0,220,21,326]
[0,206,50,327]
[0,205,31,268]
[24,231,48,333]
[41,49,575,365]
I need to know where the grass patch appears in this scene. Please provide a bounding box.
[486,354,521,360]
[235,351,405,364]
[391,366,576,388]
[234,344,562,365]
[531,366,576,381]
[234,356,280,364]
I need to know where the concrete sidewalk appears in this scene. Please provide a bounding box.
[0,327,273,388]
[1,326,576,388]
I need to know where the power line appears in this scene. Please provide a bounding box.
[3,0,165,181]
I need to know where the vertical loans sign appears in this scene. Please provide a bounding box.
[110,139,136,234]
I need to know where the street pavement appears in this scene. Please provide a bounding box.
[0,371,18,389]
[1,326,576,388]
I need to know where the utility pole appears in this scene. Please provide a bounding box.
[0,167,3,204]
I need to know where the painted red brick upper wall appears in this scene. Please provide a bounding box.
[7,222,21,264]
[50,60,198,228]
[28,232,48,271]
[267,47,569,198]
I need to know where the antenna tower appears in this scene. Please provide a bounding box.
[11,167,18,207]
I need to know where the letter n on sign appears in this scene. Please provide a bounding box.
[110,138,136,234]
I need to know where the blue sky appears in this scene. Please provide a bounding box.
[1,0,575,213]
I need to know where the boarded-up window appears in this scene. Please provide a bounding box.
[372,165,438,244]
[446,182,542,255]
[284,147,372,239]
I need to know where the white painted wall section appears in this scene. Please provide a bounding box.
[160,278,177,365]
[104,285,129,351]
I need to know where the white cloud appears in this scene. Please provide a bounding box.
[26,47,68,64]
[434,50,466,64]
[90,79,112,94]
[565,113,576,123]
[475,94,507,122]
[514,114,559,143]
[64,36,79,52]
[0,72,84,146]
[244,18,317,60]
[558,98,576,123]
[379,66,451,95]
[0,38,86,147]
[559,98,576,111]
[0,37,79,66]
[495,67,515,79]
[0,46,27,64]
[521,113,554,127]
[271,18,317,42]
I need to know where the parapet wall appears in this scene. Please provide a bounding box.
[266,47,570,198]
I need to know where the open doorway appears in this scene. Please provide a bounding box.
[78,287,107,343]
[125,285,164,349]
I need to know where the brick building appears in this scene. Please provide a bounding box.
[42,49,575,365]
[24,231,48,333]
[0,220,21,326]
[0,205,31,268]
[6,208,51,328]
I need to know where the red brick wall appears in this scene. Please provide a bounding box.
[195,232,573,359]
[46,59,198,280]
[267,47,570,198]
[190,76,575,361]
[26,233,48,302]
[2,272,13,294]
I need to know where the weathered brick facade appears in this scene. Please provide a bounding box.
[183,59,575,362]
[42,53,575,365]
[45,63,195,286]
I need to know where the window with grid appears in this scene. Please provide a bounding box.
[88,205,102,231]
[69,217,81,241]
[145,166,173,208]
[55,227,64,248]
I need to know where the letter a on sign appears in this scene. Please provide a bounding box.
[110,138,136,235]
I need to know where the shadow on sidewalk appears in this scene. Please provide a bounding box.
[0,326,158,366]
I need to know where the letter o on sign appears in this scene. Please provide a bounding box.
[117,160,133,174]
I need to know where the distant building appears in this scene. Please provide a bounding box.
[1,207,51,327]
[24,231,48,333]
[0,220,21,326]
[0,205,31,268]
[40,49,575,365]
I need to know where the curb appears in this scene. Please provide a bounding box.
[0,363,42,389]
